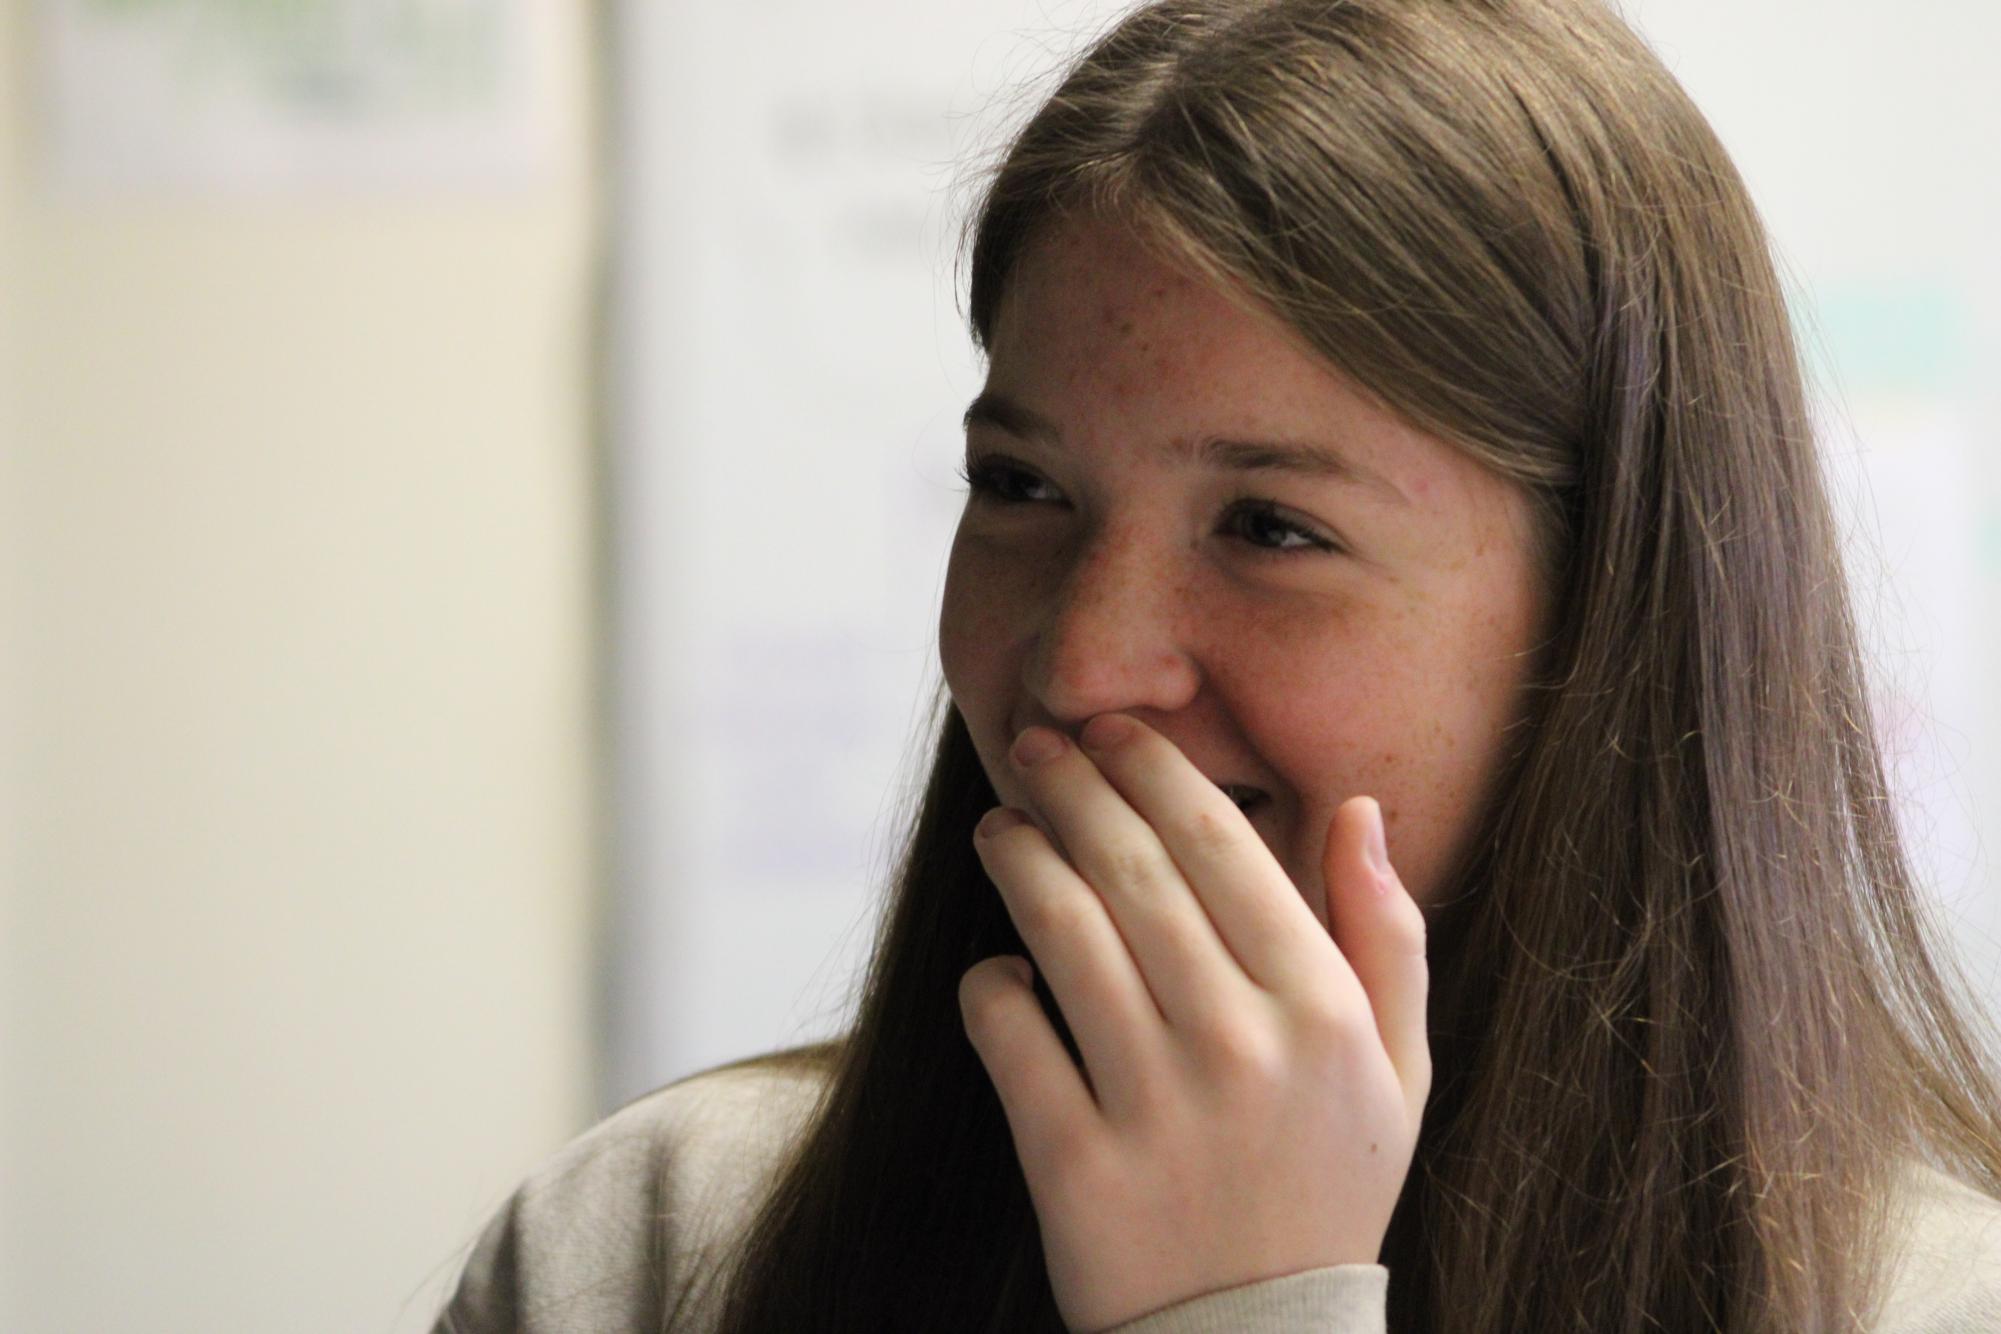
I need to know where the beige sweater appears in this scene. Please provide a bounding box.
[433,1061,2001,1333]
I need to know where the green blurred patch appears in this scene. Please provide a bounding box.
[1979,513,2001,571]
[1793,280,1970,398]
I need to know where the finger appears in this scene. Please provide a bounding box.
[1007,724,1259,1034]
[974,807,1164,1116]
[1074,714,1338,998]
[958,954,1099,1172]
[1323,796,1432,1120]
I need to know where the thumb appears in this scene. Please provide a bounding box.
[1322,795,1431,1120]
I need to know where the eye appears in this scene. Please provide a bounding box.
[957,452,1063,505]
[1220,498,1341,555]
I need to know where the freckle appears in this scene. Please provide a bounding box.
[1118,318,1134,336]
[1370,1142,1379,1154]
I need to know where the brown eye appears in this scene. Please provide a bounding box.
[1221,499,1339,554]
[958,454,1062,505]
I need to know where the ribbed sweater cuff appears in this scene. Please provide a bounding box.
[1103,1264,1388,1334]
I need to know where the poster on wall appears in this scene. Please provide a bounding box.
[37,0,559,191]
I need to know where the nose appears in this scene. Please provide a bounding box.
[1022,526,1203,724]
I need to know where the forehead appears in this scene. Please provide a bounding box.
[984,215,1446,467]
[991,217,1292,368]
[984,218,1435,489]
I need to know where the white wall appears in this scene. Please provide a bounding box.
[0,4,601,1332]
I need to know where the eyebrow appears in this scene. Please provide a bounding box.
[962,390,1409,507]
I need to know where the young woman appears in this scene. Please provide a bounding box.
[435,1,2001,1330]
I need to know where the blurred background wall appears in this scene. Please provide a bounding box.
[2,2,600,1331]
[1,2,24,1321]
[1,1,1997,1332]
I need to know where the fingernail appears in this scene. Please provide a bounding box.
[976,807,1029,840]
[1011,727,1066,767]
[1080,714,1139,751]
[1364,798,1391,877]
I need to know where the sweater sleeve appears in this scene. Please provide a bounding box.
[430,1117,672,1334]
[429,1065,826,1334]
[1105,1265,1388,1334]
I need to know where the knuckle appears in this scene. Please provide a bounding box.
[957,969,1005,1033]
[1293,988,1374,1050]
[1177,804,1245,860]
[1196,1013,1286,1088]
[961,957,1010,1001]
[1094,840,1167,895]
[1019,891,1095,941]
[1034,1113,1111,1189]
[957,962,985,1001]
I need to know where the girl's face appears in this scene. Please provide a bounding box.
[939,217,1549,923]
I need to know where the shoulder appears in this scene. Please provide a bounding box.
[432,1049,835,1334]
[1875,1160,2001,1333]
[593,1049,833,1226]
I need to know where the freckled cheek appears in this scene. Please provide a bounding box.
[1261,682,1401,813]
[1240,622,1461,890]
[1213,626,1380,777]
[1382,653,1536,897]
[938,540,1042,708]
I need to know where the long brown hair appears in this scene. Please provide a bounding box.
[690,2,2001,1329]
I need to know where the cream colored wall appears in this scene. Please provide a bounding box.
[1,0,24,1323]
[1,5,601,1332]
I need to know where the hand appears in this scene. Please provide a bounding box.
[957,713,1431,1334]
